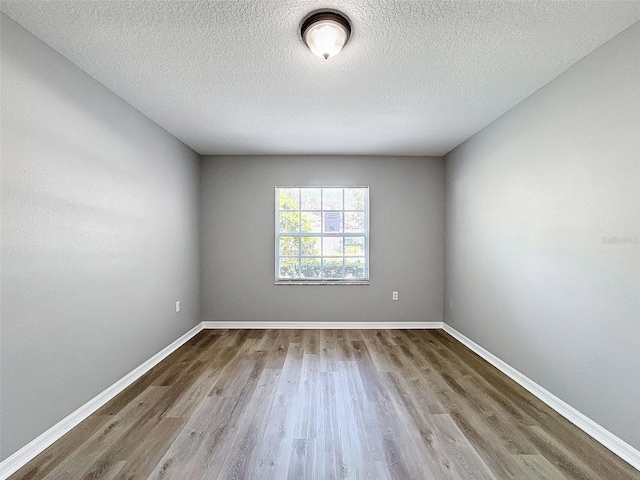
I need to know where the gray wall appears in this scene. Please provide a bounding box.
[0,15,201,460]
[201,155,444,323]
[444,22,640,450]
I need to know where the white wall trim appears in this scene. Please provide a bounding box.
[442,323,640,471]
[202,321,443,329]
[0,323,204,480]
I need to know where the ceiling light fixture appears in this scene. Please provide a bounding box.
[301,11,351,60]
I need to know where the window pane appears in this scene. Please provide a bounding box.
[323,188,342,210]
[279,237,299,256]
[300,258,322,278]
[323,212,342,233]
[345,258,365,279]
[305,212,321,233]
[344,212,364,233]
[322,259,344,278]
[344,236,365,256]
[345,188,366,210]
[279,188,299,210]
[322,237,343,257]
[279,212,300,233]
[301,236,321,256]
[279,258,300,278]
[301,189,321,210]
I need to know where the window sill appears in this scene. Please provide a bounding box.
[275,281,369,286]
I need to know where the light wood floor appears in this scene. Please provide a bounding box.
[10,329,639,479]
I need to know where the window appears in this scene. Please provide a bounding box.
[275,186,369,284]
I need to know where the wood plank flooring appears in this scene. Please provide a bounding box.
[9,329,640,479]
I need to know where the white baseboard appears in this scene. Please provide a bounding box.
[442,323,640,471]
[202,321,443,329]
[0,323,204,480]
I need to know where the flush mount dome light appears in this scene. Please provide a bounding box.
[301,11,351,59]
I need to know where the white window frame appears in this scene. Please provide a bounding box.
[275,186,370,284]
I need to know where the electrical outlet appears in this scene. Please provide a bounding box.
[392,291,398,301]
[175,301,181,313]
[448,298,453,309]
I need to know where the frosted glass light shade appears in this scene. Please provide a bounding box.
[302,12,351,60]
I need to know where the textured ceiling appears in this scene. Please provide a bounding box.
[2,1,639,156]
